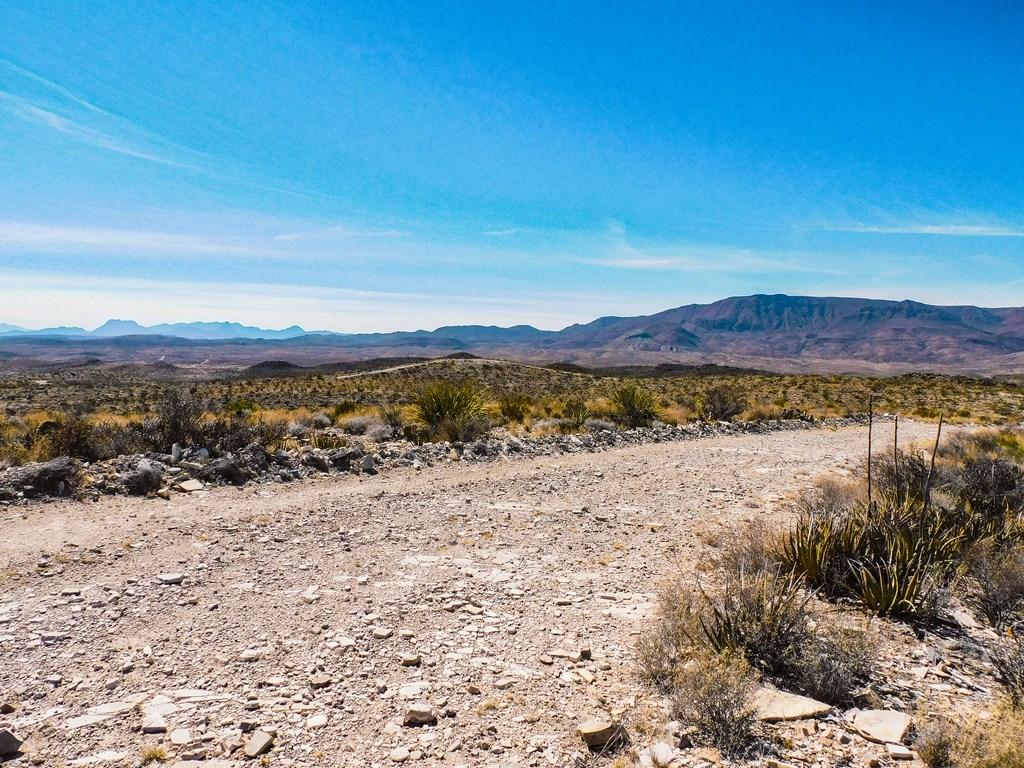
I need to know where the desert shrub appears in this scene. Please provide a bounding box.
[380,405,406,432]
[339,415,379,435]
[156,391,205,448]
[635,579,698,693]
[795,625,874,705]
[332,400,358,419]
[497,392,531,424]
[915,717,956,768]
[37,413,105,462]
[950,704,1024,768]
[412,381,490,443]
[642,564,871,705]
[610,385,658,429]
[559,399,591,433]
[951,457,1024,521]
[584,418,616,433]
[963,541,1024,628]
[991,635,1024,709]
[287,420,311,439]
[718,520,785,577]
[310,412,333,429]
[870,449,932,505]
[698,385,747,422]
[226,398,258,415]
[202,413,285,454]
[365,423,394,443]
[669,652,759,757]
[696,567,817,686]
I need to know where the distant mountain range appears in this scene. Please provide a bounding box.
[4,294,1024,373]
[0,319,318,340]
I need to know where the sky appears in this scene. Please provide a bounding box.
[1,1,1023,333]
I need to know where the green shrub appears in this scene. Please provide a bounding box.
[697,568,812,683]
[37,413,106,462]
[610,385,658,428]
[412,381,490,443]
[783,488,973,617]
[642,564,873,706]
[497,392,531,424]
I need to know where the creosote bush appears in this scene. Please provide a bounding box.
[697,385,747,422]
[411,381,490,443]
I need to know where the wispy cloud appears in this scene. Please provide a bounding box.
[0,58,203,170]
[273,225,409,241]
[0,91,191,168]
[831,223,1024,237]
[573,221,850,275]
[0,220,275,257]
[482,228,520,237]
[0,58,346,203]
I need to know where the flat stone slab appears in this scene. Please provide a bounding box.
[752,688,832,722]
[176,479,205,493]
[69,752,128,765]
[852,709,912,744]
[243,730,274,757]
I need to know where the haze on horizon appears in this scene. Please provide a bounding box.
[2,2,1023,334]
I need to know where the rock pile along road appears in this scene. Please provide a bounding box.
[0,421,943,767]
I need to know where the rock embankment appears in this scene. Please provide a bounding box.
[0,416,868,503]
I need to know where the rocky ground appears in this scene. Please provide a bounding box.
[0,420,1006,768]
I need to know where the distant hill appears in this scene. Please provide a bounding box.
[4,294,1024,373]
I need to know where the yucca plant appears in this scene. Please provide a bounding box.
[411,381,489,443]
[610,384,659,429]
[559,399,591,433]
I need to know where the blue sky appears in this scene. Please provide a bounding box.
[2,1,1023,332]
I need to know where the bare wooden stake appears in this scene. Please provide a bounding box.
[923,412,944,512]
[867,395,874,511]
[893,415,901,504]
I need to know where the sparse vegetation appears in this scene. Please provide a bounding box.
[610,384,659,428]
[141,745,168,764]
[782,427,1024,619]
[669,651,759,757]
[411,381,490,442]
[697,384,747,422]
